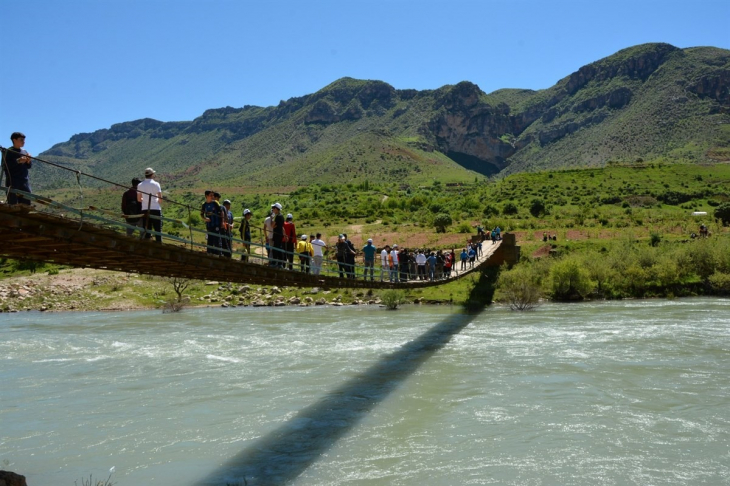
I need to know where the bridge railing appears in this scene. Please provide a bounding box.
[1,149,495,284]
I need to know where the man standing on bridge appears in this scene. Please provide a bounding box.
[137,168,163,243]
[2,132,33,206]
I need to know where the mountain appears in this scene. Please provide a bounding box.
[39,43,730,190]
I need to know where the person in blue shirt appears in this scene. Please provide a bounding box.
[361,238,377,281]
[460,248,469,271]
[426,252,437,281]
[468,246,477,268]
[2,132,33,205]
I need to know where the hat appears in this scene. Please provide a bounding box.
[144,167,155,176]
[223,199,231,205]
[132,177,141,186]
[273,202,282,210]
[301,235,307,240]
[286,213,293,220]
[243,208,251,215]
[339,234,344,238]
[367,238,373,243]
[393,244,398,248]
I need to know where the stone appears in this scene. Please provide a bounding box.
[315,298,327,305]
[205,281,218,286]
[0,470,27,486]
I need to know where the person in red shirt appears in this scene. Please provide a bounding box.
[283,213,297,270]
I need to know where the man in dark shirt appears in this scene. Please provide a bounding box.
[2,132,33,205]
[121,177,143,236]
[201,190,222,255]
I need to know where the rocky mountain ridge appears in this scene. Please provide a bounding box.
[41,43,730,188]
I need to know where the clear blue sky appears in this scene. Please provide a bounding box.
[2,0,728,153]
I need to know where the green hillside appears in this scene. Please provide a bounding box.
[36,43,730,192]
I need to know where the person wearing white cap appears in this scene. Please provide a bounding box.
[284,213,296,270]
[271,202,285,268]
[136,168,163,243]
[239,209,252,262]
[362,238,377,281]
[296,234,313,273]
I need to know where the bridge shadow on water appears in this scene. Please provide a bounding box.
[199,267,499,486]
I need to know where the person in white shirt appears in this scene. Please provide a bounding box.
[390,244,400,282]
[136,167,163,243]
[310,232,327,275]
[416,249,427,281]
[380,245,391,282]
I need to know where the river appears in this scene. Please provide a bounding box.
[1,299,729,485]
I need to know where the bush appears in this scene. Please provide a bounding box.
[714,202,730,226]
[457,222,472,233]
[381,290,406,310]
[502,202,518,215]
[550,258,594,300]
[529,198,546,217]
[483,204,499,217]
[498,267,542,311]
[433,213,453,233]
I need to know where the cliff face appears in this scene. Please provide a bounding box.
[41,43,730,184]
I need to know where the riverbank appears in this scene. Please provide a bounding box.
[0,267,473,313]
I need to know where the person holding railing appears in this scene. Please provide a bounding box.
[121,177,144,236]
[1,132,33,206]
[137,168,163,243]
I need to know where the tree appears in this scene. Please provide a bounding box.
[433,213,453,233]
[529,198,546,218]
[483,204,499,217]
[502,202,518,215]
[714,202,730,226]
[498,267,542,311]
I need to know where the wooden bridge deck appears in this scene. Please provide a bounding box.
[0,204,519,289]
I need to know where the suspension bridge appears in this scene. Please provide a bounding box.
[0,153,519,289]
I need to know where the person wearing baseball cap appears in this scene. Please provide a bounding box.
[2,132,33,205]
[201,189,222,255]
[137,168,163,243]
[362,238,377,281]
[239,209,253,262]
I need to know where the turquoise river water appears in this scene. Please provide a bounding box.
[1,299,729,485]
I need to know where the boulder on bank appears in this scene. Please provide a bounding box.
[0,471,27,486]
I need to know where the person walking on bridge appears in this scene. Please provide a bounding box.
[2,132,33,206]
[137,168,163,243]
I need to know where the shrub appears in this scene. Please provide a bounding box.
[502,202,518,215]
[483,204,499,217]
[498,266,542,311]
[529,198,546,217]
[457,222,472,233]
[381,290,406,310]
[433,213,453,233]
[550,258,594,300]
[714,202,730,226]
